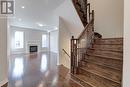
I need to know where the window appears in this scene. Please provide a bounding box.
[42,34,47,47]
[14,31,24,49]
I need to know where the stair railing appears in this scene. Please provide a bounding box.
[62,49,71,58]
[71,7,95,74]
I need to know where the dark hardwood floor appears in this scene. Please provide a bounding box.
[7,52,82,87]
[1,83,8,87]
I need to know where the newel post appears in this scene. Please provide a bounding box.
[92,10,95,32]
[71,36,79,74]
[71,36,74,74]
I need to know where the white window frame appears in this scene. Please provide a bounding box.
[42,34,47,48]
[14,31,24,49]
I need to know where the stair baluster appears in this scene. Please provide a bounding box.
[71,6,95,74]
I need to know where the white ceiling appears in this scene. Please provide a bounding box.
[9,0,65,31]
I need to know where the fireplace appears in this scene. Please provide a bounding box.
[30,46,38,53]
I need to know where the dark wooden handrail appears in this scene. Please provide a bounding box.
[62,49,71,58]
[78,18,94,39]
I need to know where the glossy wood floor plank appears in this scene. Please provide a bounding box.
[8,52,82,87]
[1,83,8,87]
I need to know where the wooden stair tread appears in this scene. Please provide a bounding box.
[87,53,123,61]
[95,38,123,41]
[89,48,123,53]
[91,48,123,52]
[93,44,123,46]
[84,59,122,71]
[93,44,123,47]
[72,74,96,87]
[94,38,123,45]
[88,48,123,53]
[80,63,121,84]
[93,44,123,51]
[98,38,123,40]
[72,74,120,87]
[87,49,123,60]
[84,55,123,70]
[94,43,123,45]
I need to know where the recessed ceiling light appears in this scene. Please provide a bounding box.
[21,6,25,9]
[38,24,43,27]
[36,23,46,27]
[8,25,10,29]
[54,27,58,30]
[18,18,22,21]
[54,26,58,30]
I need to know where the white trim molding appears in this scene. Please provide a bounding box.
[0,78,8,87]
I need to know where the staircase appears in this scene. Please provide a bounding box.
[70,0,123,86]
[71,38,123,87]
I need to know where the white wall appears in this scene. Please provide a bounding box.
[123,0,130,87]
[59,18,71,68]
[0,18,8,86]
[89,0,124,38]
[10,26,49,54]
[54,0,84,38]
[50,30,58,53]
[53,0,85,67]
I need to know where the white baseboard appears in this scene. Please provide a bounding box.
[0,78,8,87]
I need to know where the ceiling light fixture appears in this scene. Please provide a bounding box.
[38,24,43,27]
[36,23,46,27]
[55,27,58,30]
[21,6,25,9]
[18,18,22,21]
